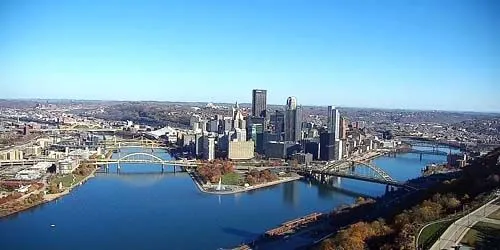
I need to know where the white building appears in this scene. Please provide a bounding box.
[15,169,42,180]
[203,136,215,161]
[58,158,78,174]
[30,162,53,172]
[334,139,343,160]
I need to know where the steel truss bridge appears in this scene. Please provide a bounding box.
[397,148,450,156]
[98,136,169,150]
[296,160,417,190]
[390,140,454,158]
[400,139,457,151]
[90,152,199,172]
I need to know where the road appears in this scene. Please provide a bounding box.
[430,197,500,250]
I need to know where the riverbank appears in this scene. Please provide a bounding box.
[0,167,98,218]
[0,151,112,218]
[188,170,302,195]
[43,168,97,202]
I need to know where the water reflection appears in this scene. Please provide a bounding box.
[283,181,299,206]
[0,145,452,250]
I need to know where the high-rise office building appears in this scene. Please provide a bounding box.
[320,132,335,161]
[327,106,340,139]
[304,140,320,160]
[252,89,267,118]
[228,140,255,160]
[203,136,215,161]
[232,102,246,130]
[270,110,285,140]
[334,139,343,160]
[195,134,203,157]
[223,117,232,133]
[284,97,302,142]
[339,116,348,139]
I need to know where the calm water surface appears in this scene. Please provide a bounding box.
[0,146,457,250]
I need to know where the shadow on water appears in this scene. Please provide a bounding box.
[328,185,376,199]
[220,227,261,241]
[302,178,375,199]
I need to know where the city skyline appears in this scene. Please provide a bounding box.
[1,1,499,112]
[1,1,500,249]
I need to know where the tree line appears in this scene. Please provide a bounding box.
[318,147,500,249]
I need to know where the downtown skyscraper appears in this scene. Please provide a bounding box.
[327,106,342,160]
[252,89,267,118]
[284,96,302,142]
[327,106,340,139]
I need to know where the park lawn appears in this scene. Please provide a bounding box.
[418,220,454,248]
[51,174,75,188]
[487,208,500,220]
[461,221,500,249]
[222,172,242,185]
[74,174,88,184]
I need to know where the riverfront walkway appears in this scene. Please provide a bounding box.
[430,197,500,250]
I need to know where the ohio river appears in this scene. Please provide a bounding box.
[0,147,457,250]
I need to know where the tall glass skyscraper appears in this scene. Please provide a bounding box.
[252,89,267,118]
[327,106,342,160]
[284,97,302,142]
[327,106,340,139]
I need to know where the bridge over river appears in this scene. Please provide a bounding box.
[96,151,416,190]
[293,160,418,190]
[90,152,199,173]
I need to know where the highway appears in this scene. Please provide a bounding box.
[430,197,500,250]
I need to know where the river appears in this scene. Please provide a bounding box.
[0,146,459,250]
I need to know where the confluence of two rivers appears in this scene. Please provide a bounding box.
[0,146,457,250]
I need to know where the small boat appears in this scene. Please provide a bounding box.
[50,224,56,227]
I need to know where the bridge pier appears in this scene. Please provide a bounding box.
[173,165,176,173]
[420,153,422,161]
[117,164,121,174]
[161,164,164,174]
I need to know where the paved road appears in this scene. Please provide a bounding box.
[431,197,500,250]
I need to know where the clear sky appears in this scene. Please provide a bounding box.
[1,0,499,112]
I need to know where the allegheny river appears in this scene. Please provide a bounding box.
[0,147,458,250]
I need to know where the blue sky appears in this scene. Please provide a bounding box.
[0,0,498,112]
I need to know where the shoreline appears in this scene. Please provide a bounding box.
[0,168,97,219]
[0,150,386,218]
[188,170,303,195]
[44,168,97,202]
[0,151,112,219]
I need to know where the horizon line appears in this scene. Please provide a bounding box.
[1,97,499,115]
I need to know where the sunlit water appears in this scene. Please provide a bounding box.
[0,146,458,250]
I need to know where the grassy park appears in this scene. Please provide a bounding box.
[418,220,454,249]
